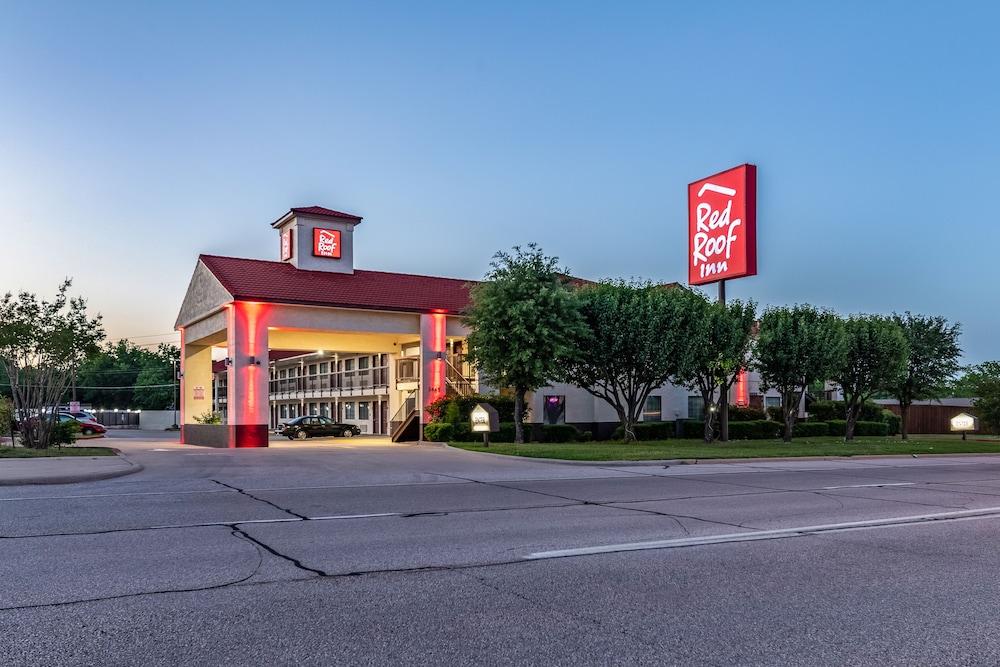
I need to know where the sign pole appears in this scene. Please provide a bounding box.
[718,280,729,442]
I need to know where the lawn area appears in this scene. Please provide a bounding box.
[450,435,1000,461]
[0,446,117,458]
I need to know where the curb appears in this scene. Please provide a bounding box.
[0,451,144,486]
[442,444,1000,467]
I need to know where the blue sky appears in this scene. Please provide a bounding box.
[1,1,996,362]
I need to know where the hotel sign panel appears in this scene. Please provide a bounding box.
[313,228,342,259]
[688,164,757,286]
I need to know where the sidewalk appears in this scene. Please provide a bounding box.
[0,453,143,485]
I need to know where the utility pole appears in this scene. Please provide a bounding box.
[718,280,729,442]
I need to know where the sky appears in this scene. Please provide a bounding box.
[1,1,997,362]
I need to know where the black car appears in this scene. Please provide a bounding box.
[277,416,361,440]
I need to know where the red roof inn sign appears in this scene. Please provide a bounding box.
[688,164,757,286]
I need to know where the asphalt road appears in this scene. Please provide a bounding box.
[4,434,1000,665]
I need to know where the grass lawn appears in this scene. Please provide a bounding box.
[0,446,117,458]
[450,435,1000,461]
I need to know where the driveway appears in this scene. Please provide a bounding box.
[5,437,1000,664]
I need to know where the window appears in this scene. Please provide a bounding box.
[319,362,329,374]
[309,402,318,415]
[765,396,781,409]
[543,396,566,425]
[344,402,355,420]
[358,357,369,370]
[358,401,369,420]
[280,405,288,419]
[643,395,662,422]
[344,359,355,372]
[688,396,704,421]
[320,403,331,418]
[308,364,317,376]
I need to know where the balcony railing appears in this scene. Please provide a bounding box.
[269,365,390,396]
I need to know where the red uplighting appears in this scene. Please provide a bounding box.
[735,369,749,407]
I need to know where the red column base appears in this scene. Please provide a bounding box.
[229,424,269,448]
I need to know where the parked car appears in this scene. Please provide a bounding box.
[276,416,361,440]
[61,412,107,437]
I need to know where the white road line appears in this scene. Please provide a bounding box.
[524,505,1000,560]
[308,512,399,520]
[822,482,915,490]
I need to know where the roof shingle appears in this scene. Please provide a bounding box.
[200,254,474,314]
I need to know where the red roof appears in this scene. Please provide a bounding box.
[200,255,474,314]
[273,206,362,224]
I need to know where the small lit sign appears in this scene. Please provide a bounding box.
[313,228,342,259]
[69,401,81,413]
[950,412,978,432]
[280,228,293,261]
[193,386,205,400]
[471,403,499,433]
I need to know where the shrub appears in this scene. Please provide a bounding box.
[883,410,901,436]
[193,411,222,425]
[541,424,579,443]
[613,421,678,440]
[809,400,887,423]
[728,420,782,440]
[681,420,706,438]
[826,420,888,437]
[425,394,517,425]
[578,430,593,442]
[51,419,80,447]
[766,406,784,422]
[793,421,829,437]
[854,421,889,436]
[422,422,454,442]
[729,406,767,422]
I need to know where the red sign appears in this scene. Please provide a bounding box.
[688,164,757,285]
[280,228,293,261]
[312,228,341,259]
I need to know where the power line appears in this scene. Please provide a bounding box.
[0,382,175,390]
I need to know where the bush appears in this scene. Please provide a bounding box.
[728,420,782,440]
[578,430,593,442]
[729,406,767,421]
[883,410,901,436]
[613,421,678,440]
[793,421,829,437]
[766,406,784,422]
[51,419,80,447]
[422,422,454,442]
[193,411,222,425]
[808,400,887,423]
[540,424,579,443]
[425,394,517,425]
[826,420,889,437]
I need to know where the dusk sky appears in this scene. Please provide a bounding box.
[1,2,997,362]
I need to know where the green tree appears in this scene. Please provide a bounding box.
[756,305,846,442]
[76,340,178,409]
[559,281,698,442]
[0,280,104,448]
[673,295,757,443]
[969,362,1000,434]
[833,315,908,441]
[0,396,15,446]
[889,313,962,440]
[466,244,586,444]
[133,343,180,409]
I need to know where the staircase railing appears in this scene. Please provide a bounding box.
[444,355,476,397]
[390,390,418,441]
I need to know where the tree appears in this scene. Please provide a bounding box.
[466,244,586,444]
[133,343,180,409]
[832,315,908,441]
[0,280,104,448]
[968,362,1000,434]
[0,396,14,447]
[76,340,178,409]
[673,295,757,443]
[559,281,698,442]
[889,313,962,440]
[756,305,846,442]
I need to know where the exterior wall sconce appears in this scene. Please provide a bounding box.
[224,358,233,367]
[249,356,261,366]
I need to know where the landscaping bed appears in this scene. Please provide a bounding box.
[450,436,1000,461]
